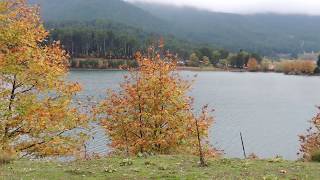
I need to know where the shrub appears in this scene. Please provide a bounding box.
[311,151,320,162]
[0,150,16,165]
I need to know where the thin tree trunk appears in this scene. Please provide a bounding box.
[195,118,206,167]
[136,73,144,153]
[5,75,17,136]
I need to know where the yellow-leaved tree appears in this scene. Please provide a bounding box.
[96,51,219,164]
[247,58,259,72]
[299,110,320,161]
[0,0,88,157]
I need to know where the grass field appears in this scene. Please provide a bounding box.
[1,155,320,179]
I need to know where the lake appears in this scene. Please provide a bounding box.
[68,70,320,160]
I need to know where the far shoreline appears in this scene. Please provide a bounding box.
[69,67,320,77]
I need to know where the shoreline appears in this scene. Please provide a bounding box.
[69,67,319,76]
[70,66,245,72]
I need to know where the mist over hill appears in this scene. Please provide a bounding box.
[133,2,320,56]
[29,0,320,56]
[28,0,168,33]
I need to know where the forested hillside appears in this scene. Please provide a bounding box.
[134,2,320,56]
[29,0,320,57]
[46,20,202,59]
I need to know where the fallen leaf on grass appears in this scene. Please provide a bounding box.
[104,166,117,173]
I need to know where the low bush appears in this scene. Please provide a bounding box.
[0,150,16,165]
[311,151,320,162]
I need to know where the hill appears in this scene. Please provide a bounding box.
[133,2,320,56]
[28,0,320,56]
[28,0,168,33]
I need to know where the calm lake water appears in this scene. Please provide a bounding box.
[68,70,320,160]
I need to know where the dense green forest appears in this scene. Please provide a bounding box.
[29,0,320,57]
[46,20,214,60]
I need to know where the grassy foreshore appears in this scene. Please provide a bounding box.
[1,155,319,179]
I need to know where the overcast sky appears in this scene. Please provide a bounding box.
[126,0,320,15]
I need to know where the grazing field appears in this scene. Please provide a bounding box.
[1,156,320,179]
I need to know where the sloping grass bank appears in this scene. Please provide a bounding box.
[1,155,319,179]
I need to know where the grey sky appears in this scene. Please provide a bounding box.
[126,0,320,15]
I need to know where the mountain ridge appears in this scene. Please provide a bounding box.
[28,0,320,56]
[132,2,320,55]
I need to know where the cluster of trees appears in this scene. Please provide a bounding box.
[70,58,138,69]
[228,51,262,69]
[47,20,146,59]
[274,60,316,75]
[49,20,260,69]
[187,49,262,69]
[46,20,203,61]
[243,58,316,75]
[187,48,229,67]
[186,48,319,75]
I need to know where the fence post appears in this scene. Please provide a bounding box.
[240,132,247,159]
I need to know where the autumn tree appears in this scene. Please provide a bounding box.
[247,58,259,72]
[201,56,211,67]
[192,105,214,167]
[0,0,88,157]
[299,109,320,161]
[96,52,218,158]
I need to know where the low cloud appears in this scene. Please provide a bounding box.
[126,0,320,15]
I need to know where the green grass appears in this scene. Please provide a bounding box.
[1,155,320,179]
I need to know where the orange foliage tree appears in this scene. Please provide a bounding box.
[0,0,88,157]
[96,52,218,158]
[299,109,320,161]
[247,58,258,72]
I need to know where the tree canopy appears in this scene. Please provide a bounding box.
[0,0,88,157]
[96,52,217,158]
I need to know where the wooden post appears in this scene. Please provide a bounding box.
[240,132,247,159]
[84,144,88,160]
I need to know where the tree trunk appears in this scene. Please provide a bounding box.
[195,118,206,167]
